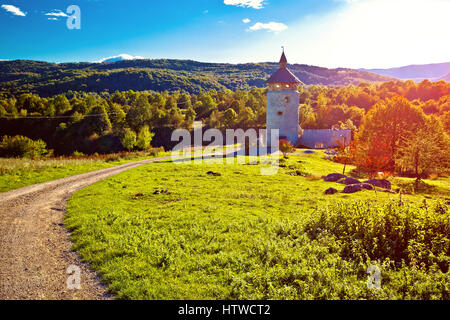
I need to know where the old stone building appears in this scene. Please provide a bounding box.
[266,51,352,149]
[266,50,303,146]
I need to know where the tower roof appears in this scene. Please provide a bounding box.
[279,51,287,64]
[266,68,302,84]
[266,50,302,84]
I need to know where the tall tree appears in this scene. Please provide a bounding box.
[121,128,137,151]
[357,96,426,170]
[396,115,450,188]
[136,125,154,150]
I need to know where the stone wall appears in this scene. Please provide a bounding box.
[298,129,352,149]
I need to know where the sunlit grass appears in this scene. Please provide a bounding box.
[65,152,449,300]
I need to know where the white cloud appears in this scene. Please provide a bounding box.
[248,22,288,33]
[1,4,26,16]
[224,0,265,9]
[48,17,58,21]
[242,18,251,24]
[95,54,145,63]
[45,10,68,18]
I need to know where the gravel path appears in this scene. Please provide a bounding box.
[0,156,171,300]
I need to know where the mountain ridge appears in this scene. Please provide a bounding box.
[361,62,450,82]
[0,59,395,97]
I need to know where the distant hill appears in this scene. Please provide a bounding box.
[440,73,450,81]
[361,62,450,82]
[0,59,394,97]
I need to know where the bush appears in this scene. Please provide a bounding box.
[148,147,165,157]
[72,151,85,157]
[0,135,49,158]
[279,139,295,158]
[304,200,450,272]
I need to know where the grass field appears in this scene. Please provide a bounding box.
[0,150,166,193]
[65,151,450,300]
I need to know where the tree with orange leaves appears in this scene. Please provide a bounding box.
[353,138,392,178]
[356,96,426,171]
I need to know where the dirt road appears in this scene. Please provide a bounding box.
[0,156,171,300]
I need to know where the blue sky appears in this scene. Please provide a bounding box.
[1,0,449,68]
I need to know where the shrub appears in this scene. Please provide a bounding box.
[0,135,49,159]
[105,155,121,162]
[279,139,295,158]
[72,151,85,157]
[148,147,165,157]
[304,200,450,272]
[306,174,322,181]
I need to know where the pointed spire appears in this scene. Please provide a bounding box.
[279,47,287,68]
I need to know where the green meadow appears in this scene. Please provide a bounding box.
[65,151,449,300]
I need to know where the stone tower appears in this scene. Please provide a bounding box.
[266,50,303,147]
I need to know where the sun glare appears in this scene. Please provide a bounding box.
[252,0,450,68]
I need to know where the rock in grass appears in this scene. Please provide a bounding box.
[361,184,374,190]
[323,173,347,182]
[338,177,361,185]
[325,188,338,195]
[207,171,222,177]
[364,179,391,190]
[342,184,363,194]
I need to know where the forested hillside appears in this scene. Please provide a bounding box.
[0,59,394,97]
[1,79,449,157]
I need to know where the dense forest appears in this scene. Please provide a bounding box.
[1,79,449,160]
[0,59,393,97]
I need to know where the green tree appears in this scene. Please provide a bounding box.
[185,107,197,128]
[121,129,137,151]
[396,116,450,188]
[126,94,152,131]
[83,105,112,136]
[53,95,71,115]
[0,135,49,158]
[222,108,238,129]
[136,125,155,150]
[299,104,314,127]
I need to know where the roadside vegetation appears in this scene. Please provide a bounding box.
[65,151,449,300]
[0,149,165,193]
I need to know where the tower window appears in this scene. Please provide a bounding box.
[278,111,283,116]
[285,97,290,103]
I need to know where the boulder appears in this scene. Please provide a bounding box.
[342,184,363,194]
[207,171,222,177]
[361,183,374,190]
[323,173,347,182]
[365,179,391,190]
[339,177,361,185]
[325,188,338,195]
